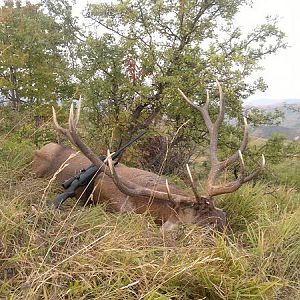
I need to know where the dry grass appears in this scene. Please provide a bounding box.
[0,139,300,299]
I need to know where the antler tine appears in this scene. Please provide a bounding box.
[204,90,210,108]
[52,106,75,145]
[219,116,249,171]
[262,154,266,167]
[67,98,81,130]
[177,88,214,131]
[215,79,225,128]
[240,117,249,153]
[238,150,245,178]
[207,152,265,197]
[186,164,202,202]
[106,149,196,204]
[68,102,79,141]
[52,100,103,168]
[106,149,141,198]
[209,80,225,167]
[165,179,174,202]
[68,102,74,132]
[241,154,265,184]
[67,101,103,168]
[76,96,82,126]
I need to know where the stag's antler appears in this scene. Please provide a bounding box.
[178,80,265,197]
[52,100,196,205]
[52,100,102,168]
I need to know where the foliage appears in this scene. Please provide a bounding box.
[264,133,289,164]
[271,156,300,189]
[245,107,284,127]
[77,34,140,149]
[0,0,289,173]
[72,0,286,172]
[250,133,300,165]
[285,103,300,113]
[0,0,75,110]
[0,106,58,146]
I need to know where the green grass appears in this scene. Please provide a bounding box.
[0,137,300,299]
[271,158,300,189]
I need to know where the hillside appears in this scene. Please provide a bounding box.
[248,101,300,140]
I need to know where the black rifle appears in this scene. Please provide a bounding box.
[51,131,146,208]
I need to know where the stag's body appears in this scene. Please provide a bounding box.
[33,142,208,230]
[33,81,264,231]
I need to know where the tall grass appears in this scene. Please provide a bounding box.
[0,138,299,299]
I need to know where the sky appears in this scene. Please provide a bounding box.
[234,0,300,104]
[2,0,300,103]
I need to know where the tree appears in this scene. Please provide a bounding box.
[0,0,287,172]
[78,0,286,172]
[0,0,75,111]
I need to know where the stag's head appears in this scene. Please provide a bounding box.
[174,81,265,229]
[52,81,265,231]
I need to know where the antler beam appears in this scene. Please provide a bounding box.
[178,81,265,197]
[106,150,196,204]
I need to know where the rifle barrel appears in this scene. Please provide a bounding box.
[111,131,146,160]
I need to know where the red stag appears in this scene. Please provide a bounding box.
[33,81,265,230]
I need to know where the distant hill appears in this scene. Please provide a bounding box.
[252,125,300,140]
[246,101,300,140]
[245,98,300,107]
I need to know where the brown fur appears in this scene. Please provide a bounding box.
[33,143,226,230]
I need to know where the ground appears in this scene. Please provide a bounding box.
[0,139,299,299]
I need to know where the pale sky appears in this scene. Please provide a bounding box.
[2,0,299,102]
[235,0,300,102]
